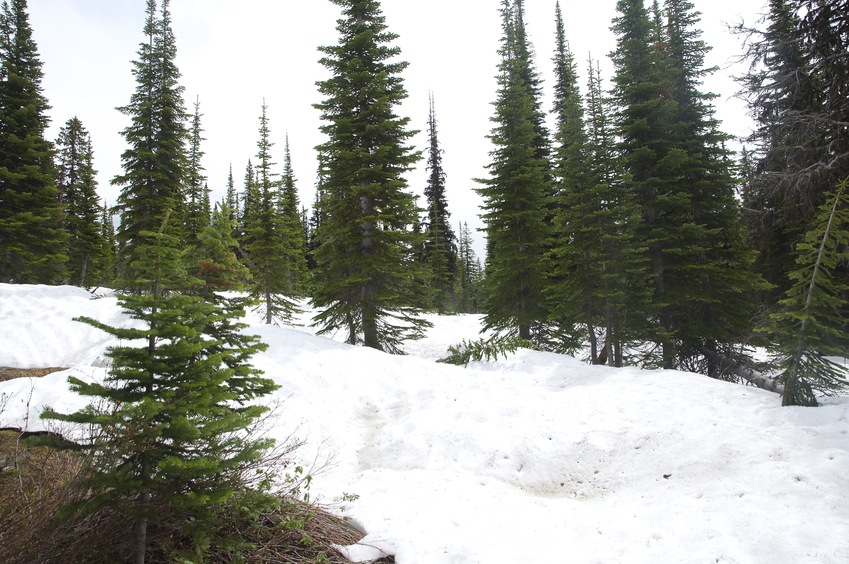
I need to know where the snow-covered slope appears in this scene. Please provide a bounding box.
[1,284,848,563]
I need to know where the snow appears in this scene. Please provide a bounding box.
[2,284,849,563]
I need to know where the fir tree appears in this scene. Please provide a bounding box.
[0,0,67,283]
[185,96,209,247]
[422,93,458,313]
[189,201,250,297]
[112,0,188,287]
[42,213,279,562]
[456,221,483,314]
[245,102,301,324]
[545,2,590,353]
[54,117,109,287]
[738,0,849,306]
[476,0,551,341]
[312,0,430,352]
[763,177,849,405]
[611,0,764,369]
[278,134,310,296]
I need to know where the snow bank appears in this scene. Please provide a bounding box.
[1,284,848,563]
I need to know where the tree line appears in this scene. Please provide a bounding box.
[1,0,847,415]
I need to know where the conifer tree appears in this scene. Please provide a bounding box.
[763,177,849,405]
[42,213,279,562]
[0,0,67,283]
[185,96,209,247]
[112,0,188,286]
[611,0,764,369]
[546,3,590,352]
[278,134,310,296]
[189,201,250,297]
[738,0,849,306]
[55,117,109,287]
[313,0,429,352]
[456,221,483,314]
[244,102,300,324]
[422,93,458,313]
[476,0,551,341]
[99,203,117,286]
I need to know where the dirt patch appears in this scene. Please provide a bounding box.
[0,367,66,383]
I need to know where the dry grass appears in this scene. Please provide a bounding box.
[0,431,394,563]
[0,366,66,383]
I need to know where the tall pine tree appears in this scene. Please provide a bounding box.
[112,0,188,288]
[476,0,551,342]
[245,102,301,324]
[0,0,67,283]
[422,93,458,313]
[611,0,764,369]
[312,0,429,352]
[55,117,110,287]
[185,96,209,248]
[278,134,310,296]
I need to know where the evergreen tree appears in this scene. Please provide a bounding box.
[185,96,209,247]
[112,0,188,287]
[762,177,849,406]
[312,0,429,352]
[422,93,458,313]
[476,0,551,341]
[278,134,310,296]
[611,0,764,369]
[42,214,279,562]
[456,220,483,314]
[545,2,590,353]
[189,201,250,297]
[0,0,67,283]
[662,0,766,371]
[244,102,300,324]
[738,0,849,305]
[54,117,109,287]
[99,203,117,286]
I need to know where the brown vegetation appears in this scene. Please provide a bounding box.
[0,367,66,383]
[0,430,381,563]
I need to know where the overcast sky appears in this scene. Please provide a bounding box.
[28,0,767,255]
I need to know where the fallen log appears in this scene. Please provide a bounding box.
[698,346,784,394]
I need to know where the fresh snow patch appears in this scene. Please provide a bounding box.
[1,284,848,563]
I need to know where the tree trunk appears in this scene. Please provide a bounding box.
[697,346,784,394]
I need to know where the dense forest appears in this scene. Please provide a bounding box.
[1,0,848,559]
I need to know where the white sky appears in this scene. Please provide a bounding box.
[28,0,767,255]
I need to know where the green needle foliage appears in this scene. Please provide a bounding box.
[0,0,67,283]
[41,217,280,562]
[312,0,430,352]
[763,177,849,406]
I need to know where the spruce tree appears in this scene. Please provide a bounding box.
[456,221,483,314]
[312,0,429,352]
[546,3,590,353]
[244,102,301,324]
[422,93,458,313]
[662,0,766,371]
[738,0,849,306]
[476,0,551,341]
[185,96,209,247]
[55,117,109,287]
[611,0,764,369]
[278,134,310,296]
[762,177,849,405]
[189,201,250,297]
[0,0,67,283]
[42,214,279,562]
[112,0,188,286]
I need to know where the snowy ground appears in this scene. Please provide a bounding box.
[1,284,848,563]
